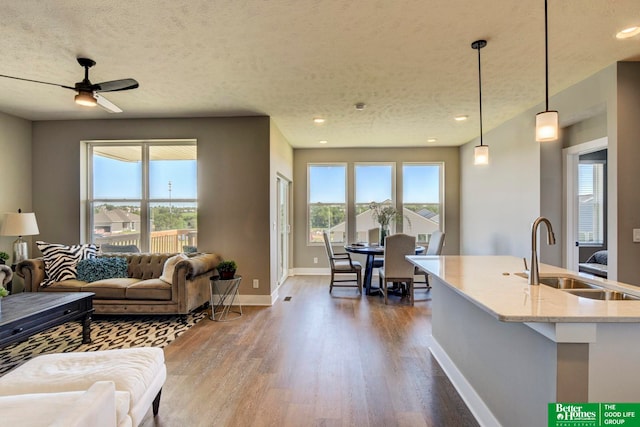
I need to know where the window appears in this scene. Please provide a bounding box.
[87,140,197,252]
[578,161,604,245]
[402,163,443,244]
[308,164,346,243]
[355,163,394,242]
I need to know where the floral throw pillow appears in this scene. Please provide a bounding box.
[36,241,98,287]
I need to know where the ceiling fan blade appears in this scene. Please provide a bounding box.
[0,73,75,90]
[92,78,139,92]
[95,93,122,113]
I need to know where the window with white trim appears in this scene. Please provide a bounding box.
[355,163,394,242]
[87,140,197,252]
[308,164,346,243]
[402,163,443,244]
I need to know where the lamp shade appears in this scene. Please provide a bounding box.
[536,110,558,142]
[474,145,489,165]
[0,212,40,236]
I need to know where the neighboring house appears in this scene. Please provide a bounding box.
[330,207,440,243]
[93,207,140,235]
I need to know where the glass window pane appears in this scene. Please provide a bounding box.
[92,202,141,249]
[402,164,442,243]
[578,162,604,245]
[308,165,346,243]
[150,202,198,252]
[149,145,197,199]
[355,164,393,242]
[92,146,141,199]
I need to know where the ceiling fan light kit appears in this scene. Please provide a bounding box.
[0,57,138,113]
[75,91,97,107]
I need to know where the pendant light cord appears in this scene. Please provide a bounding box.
[477,45,484,146]
[544,0,549,111]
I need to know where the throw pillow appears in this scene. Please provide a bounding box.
[36,241,98,287]
[159,253,188,284]
[77,257,128,282]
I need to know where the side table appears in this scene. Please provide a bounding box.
[209,276,242,321]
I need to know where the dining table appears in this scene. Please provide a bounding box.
[344,243,425,295]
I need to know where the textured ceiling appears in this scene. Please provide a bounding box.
[0,1,639,148]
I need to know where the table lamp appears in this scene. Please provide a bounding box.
[0,209,40,264]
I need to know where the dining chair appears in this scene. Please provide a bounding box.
[414,230,445,290]
[378,233,416,305]
[367,227,384,269]
[322,231,362,294]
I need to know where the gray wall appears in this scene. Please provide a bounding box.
[460,110,540,259]
[293,147,460,270]
[0,112,32,263]
[31,116,274,297]
[616,62,640,284]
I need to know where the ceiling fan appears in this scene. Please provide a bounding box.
[0,57,139,113]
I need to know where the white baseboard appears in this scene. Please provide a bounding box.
[429,338,501,427]
[292,268,380,278]
[293,268,330,275]
[211,290,278,307]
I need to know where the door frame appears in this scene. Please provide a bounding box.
[276,174,291,286]
[563,137,608,272]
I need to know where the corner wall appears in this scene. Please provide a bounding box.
[0,112,32,263]
[269,120,294,296]
[460,64,619,276]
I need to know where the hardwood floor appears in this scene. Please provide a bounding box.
[140,276,479,427]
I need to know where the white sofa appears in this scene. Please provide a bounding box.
[0,381,120,427]
[0,347,165,427]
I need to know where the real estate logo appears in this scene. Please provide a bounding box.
[549,403,640,427]
[552,403,597,426]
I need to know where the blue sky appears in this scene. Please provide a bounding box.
[93,157,197,200]
[309,164,440,204]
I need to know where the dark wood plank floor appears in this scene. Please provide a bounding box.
[140,275,479,427]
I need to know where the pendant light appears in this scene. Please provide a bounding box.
[535,0,559,142]
[472,39,488,165]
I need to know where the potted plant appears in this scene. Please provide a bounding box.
[0,252,9,265]
[217,260,237,280]
[369,202,411,245]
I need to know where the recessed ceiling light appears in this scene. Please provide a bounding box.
[616,26,640,39]
[313,117,326,124]
[427,138,437,143]
[454,115,469,122]
[319,140,328,144]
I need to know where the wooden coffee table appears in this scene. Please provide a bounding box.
[0,292,94,348]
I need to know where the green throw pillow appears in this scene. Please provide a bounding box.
[76,257,128,282]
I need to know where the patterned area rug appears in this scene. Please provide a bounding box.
[0,308,208,376]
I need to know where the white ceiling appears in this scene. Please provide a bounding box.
[0,1,639,148]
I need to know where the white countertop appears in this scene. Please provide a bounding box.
[407,255,640,323]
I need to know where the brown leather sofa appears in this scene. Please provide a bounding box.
[16,252,222,315]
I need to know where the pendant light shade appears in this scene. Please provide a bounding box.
[535,110,558,141]
[536,0,559,142]
[471,39,488,165]
[474,144,489,165]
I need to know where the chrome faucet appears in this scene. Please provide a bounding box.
[529,216,556,285]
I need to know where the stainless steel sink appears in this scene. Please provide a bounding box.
[564,289,640,301]
[538,277,601,290]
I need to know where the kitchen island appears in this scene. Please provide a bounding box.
[407,255,640,427]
